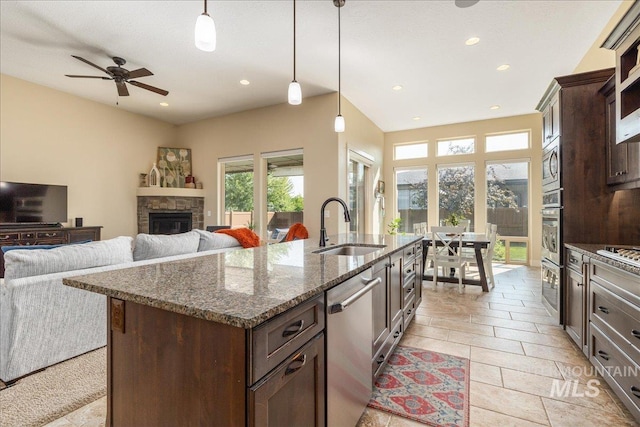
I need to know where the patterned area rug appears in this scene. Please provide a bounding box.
[368,345,470,427]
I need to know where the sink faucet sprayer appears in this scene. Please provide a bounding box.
[319,197,351,247]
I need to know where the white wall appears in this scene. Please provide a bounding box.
[0,74,178,238]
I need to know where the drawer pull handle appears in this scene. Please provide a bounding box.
[407,309,412,316]
[598,306,609,314]
[376,354,385,365]
[0,235,10,240]
[598,350,610,361]
[393,330,401,339]
[632,330,640,339]
[44,233,56,237]
[406,287,413,293]
[284,353,307,376]
[282,319,304,337]
[631,386,640,399]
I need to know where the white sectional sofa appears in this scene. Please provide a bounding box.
[0,229,242,383]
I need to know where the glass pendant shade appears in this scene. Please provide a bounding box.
[288,81,302,105]
[195,13,216,52]
[334,114,345,133]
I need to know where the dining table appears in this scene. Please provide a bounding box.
[422,232,491,292]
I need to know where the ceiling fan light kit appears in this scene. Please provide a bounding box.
[334,0,345,133]
[288,0,302,105]
[195,0,216,52]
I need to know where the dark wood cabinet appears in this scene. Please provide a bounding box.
[601,76,640,189]
[389,251,403,326]
[565,248,587,354]
[0,226,102,278]
[602,2,640,144]
[542,92,560,146]
[249,333,325,427]
[106,295,326,427]
[372,259,391,357]
[588,259,640,422]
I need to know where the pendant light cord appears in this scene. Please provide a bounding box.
[338,4,341,115]
[204,0,207,14]
[293,0,296,81]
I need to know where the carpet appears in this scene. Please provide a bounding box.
[368,345,470,427]
[0,347,106,427]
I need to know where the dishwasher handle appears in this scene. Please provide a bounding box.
[328,277,382,314]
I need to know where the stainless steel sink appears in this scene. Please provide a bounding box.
[313,244,386,256]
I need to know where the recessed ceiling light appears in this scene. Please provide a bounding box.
[465,37,480,46]
[392,85,403,91]
[412,116,421,121]
[240,79,250,85]
[490,105,500,110]
[496,64,510,71]
[159,102,169,107]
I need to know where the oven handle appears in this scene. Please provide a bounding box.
[541,259,561,271]
[540,207,563,215]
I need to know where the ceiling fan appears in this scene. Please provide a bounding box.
[65,55,169,97]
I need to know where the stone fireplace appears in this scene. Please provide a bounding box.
[137,188,204,234]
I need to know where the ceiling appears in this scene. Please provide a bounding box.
[0,1,622,132]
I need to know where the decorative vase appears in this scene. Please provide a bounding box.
[149,163,160,187]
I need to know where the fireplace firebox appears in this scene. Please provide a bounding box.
[149,212,192,235]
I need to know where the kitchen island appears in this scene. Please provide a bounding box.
[63,233,423,427]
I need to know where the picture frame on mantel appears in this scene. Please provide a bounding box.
[157,147,192,188]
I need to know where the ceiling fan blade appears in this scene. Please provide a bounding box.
[71,55,111,75]
[65,75,112,79]
[129,80,169,96]
[128,68,153,79]
[116,80,129,96]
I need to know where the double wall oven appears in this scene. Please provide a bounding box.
[541,138,563,323]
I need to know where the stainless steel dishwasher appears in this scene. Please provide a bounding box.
[327,267,380,427]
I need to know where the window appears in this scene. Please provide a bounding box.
[395,168,427,234]
[438,164,474,230]
[220,156,254,228]
[437,137,475,156]
[348,151,372,235]
[485,131,529,152]
[487,160,529,264]
[394,142,428,160]
[263,150,304,241]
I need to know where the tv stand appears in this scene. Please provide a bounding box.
[0,226,102,278]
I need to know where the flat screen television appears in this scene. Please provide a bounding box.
[0,182,68,226]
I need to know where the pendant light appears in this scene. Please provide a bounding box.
[334,0,345,133]
[288,0,302,105]
[195,0,216,52]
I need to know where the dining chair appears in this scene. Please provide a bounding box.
[430,226,468,293]
[459,219,471,232]
[463,223,497,288]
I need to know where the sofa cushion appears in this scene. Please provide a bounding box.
[1,240,92,254]
[4,236,133,281]
[194,229,241,252]
[133,231,200,261]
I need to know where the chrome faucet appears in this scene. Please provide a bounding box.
[319,197,351,247]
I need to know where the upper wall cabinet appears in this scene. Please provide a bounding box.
[602,2,640,144]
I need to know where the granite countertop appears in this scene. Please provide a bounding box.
[63,233,423,329]
[565,243,640,276]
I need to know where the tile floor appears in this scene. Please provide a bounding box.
[44,264,639,427]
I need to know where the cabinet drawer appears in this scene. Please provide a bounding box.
[590,281,640,363]
[590,324,640,419]
[591,260,640,307]
[249,333,325,427]
[372,319,403,380]
[0,232,19,241]
[20,231,37,239]
[250,295,324,384]
[403,294,417,331]
[566,248,584,274]
[36,231,64,239]
[403,244,418,262]
[403,260,417,278]
[403,274,416,306]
